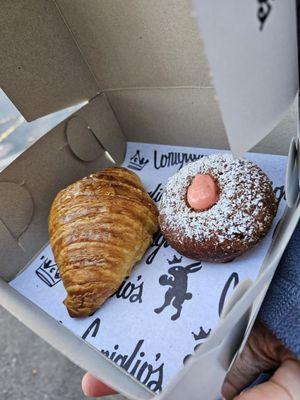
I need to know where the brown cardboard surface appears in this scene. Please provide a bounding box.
[252,100,297,155]
[72,94,126,164]
[0,95,126,281]
[0,0,98,121]
[0,182,34,240]
[56,0,210,89]
[106,87,227,148]
[66,116,105,162]
[0,0,296,155]
[0,0,211,121]
[106,88,296,154]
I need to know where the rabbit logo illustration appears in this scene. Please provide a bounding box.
[154,255,202,321]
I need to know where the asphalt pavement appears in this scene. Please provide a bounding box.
[0,306,126,400]
[0,305,87,400]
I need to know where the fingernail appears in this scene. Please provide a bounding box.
[81,374,89,396]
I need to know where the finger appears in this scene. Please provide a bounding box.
[222,342,264,400]
[233,359,300,400]
[82,372,117,397]
[222,322,293,400]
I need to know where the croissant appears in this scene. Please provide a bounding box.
[49,167,158,317]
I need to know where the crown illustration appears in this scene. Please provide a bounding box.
[127,150,149,171]
[167,255,183,265]
[192,326,212,341]
[35,256,61,287]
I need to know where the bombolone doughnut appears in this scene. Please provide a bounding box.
[158,154,277,263]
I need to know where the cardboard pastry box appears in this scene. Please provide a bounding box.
[0,1,300,399]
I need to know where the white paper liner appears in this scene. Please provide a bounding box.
[10,142,287,393]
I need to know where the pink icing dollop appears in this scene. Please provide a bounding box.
[187,174,218,211]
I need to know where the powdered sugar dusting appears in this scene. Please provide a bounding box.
[159,154,276,245]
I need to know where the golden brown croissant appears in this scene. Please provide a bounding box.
[48,167,158,317]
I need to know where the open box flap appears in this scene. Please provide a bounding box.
[55,0,210,89]
[0,0,298,157]
[194,0,298,156]
[106,88,297,155]
[0,0,99,121]
[0,0,211,121]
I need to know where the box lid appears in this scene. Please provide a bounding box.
[0,0,98,120]
[0,0,298,154]
[0,0,209,121]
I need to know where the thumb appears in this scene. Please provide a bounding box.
[234,359,300,400]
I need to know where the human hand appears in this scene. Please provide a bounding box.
[222,321,300,399]
[82,373,116,398]
[82,321,300,399]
